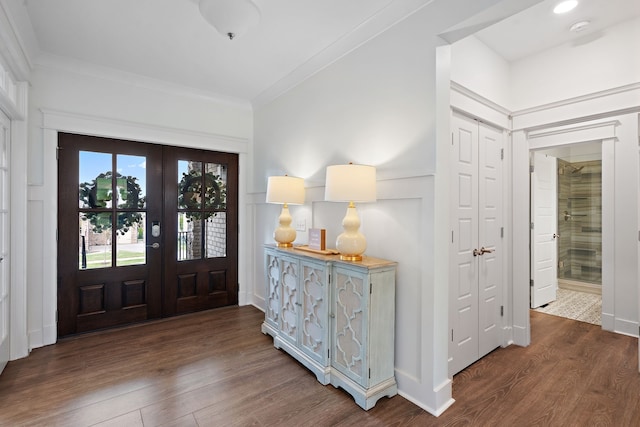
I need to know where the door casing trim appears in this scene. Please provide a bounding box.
[39,109,249,347]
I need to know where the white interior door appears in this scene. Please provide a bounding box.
[450,113,503,376]
[530,152,558,308]
[478,122,503,359]
[450,113,479,375]
[0,110,10,374]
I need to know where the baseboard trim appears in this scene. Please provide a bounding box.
[558,279,601,295]
[512,324,530,346]
[614,317,639,337]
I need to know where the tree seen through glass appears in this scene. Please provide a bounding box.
[78,152,147,269]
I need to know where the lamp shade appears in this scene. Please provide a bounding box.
[324,164,376,202]
[266,176,305,205]
[199,0,260,40]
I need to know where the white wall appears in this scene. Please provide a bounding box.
[252,12,443,413]
[250,0,536,416]
[450,35,512,109]
[25,62,253,349]
[450,14,640,339]
[510,17,640,111]
[450,17,640,113]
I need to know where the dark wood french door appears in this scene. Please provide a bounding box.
[57,133,238,336]
[162,146,238,316]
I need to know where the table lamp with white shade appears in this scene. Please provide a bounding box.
[266,175,305,247]
[324,163,376,261]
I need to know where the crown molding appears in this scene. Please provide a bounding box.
[511,82,640,118]
[35,52,253,111]
[0,1,34,81]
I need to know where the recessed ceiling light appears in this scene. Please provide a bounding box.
[554,0,578,14]
[570,20,591,32]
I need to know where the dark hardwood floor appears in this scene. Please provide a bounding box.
[0,307,638,426]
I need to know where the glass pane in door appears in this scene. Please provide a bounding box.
[79,151,112,208]
[204,163,226,210]
[116,154,146,209]
[205,212,226,258]
[178,160,202,209]
[204,163,227,258]
[176,160,229,261]
[79,212,112,269]
[177,212,201,261]
[116,212,146,266]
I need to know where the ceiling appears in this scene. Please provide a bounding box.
[16,0,640,105]
[475,0,640,62]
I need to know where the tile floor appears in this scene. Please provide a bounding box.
[534,288,601,325]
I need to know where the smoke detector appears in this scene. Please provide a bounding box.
[569,20,591,32]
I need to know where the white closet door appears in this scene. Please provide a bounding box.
[450,113,479,375]
[478,122,503,359]
[0,109,10,375]
[530,152,558,308]
[450,113,503,376]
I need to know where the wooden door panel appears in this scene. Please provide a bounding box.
[162,146,238,316]
[58,133,163,336]
[74,268,152,333]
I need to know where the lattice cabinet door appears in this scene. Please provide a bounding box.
[278,255,300,346]
[264,251,281,332]
[330,261,396,404]
[299,259,331,365]
[332,265,368,385]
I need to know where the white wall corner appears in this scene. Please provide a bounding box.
[501,325,513,347]
[398,384,455,418]
[601,312,615,331]
[511,324,530,346]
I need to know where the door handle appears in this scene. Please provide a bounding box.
[146,242,160,249]
[473,246,495,256]
[474,247,495,256]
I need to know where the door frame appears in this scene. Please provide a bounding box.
[525,121,615,324]
[449,87,512,355]
[39,110,249,345]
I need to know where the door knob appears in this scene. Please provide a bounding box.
[480,247,494,255]
[146,242,160,249]
[473,248,482,257]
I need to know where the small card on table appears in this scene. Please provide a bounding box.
[308,228,326,251]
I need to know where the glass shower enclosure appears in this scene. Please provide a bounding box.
[557,159,602,286]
